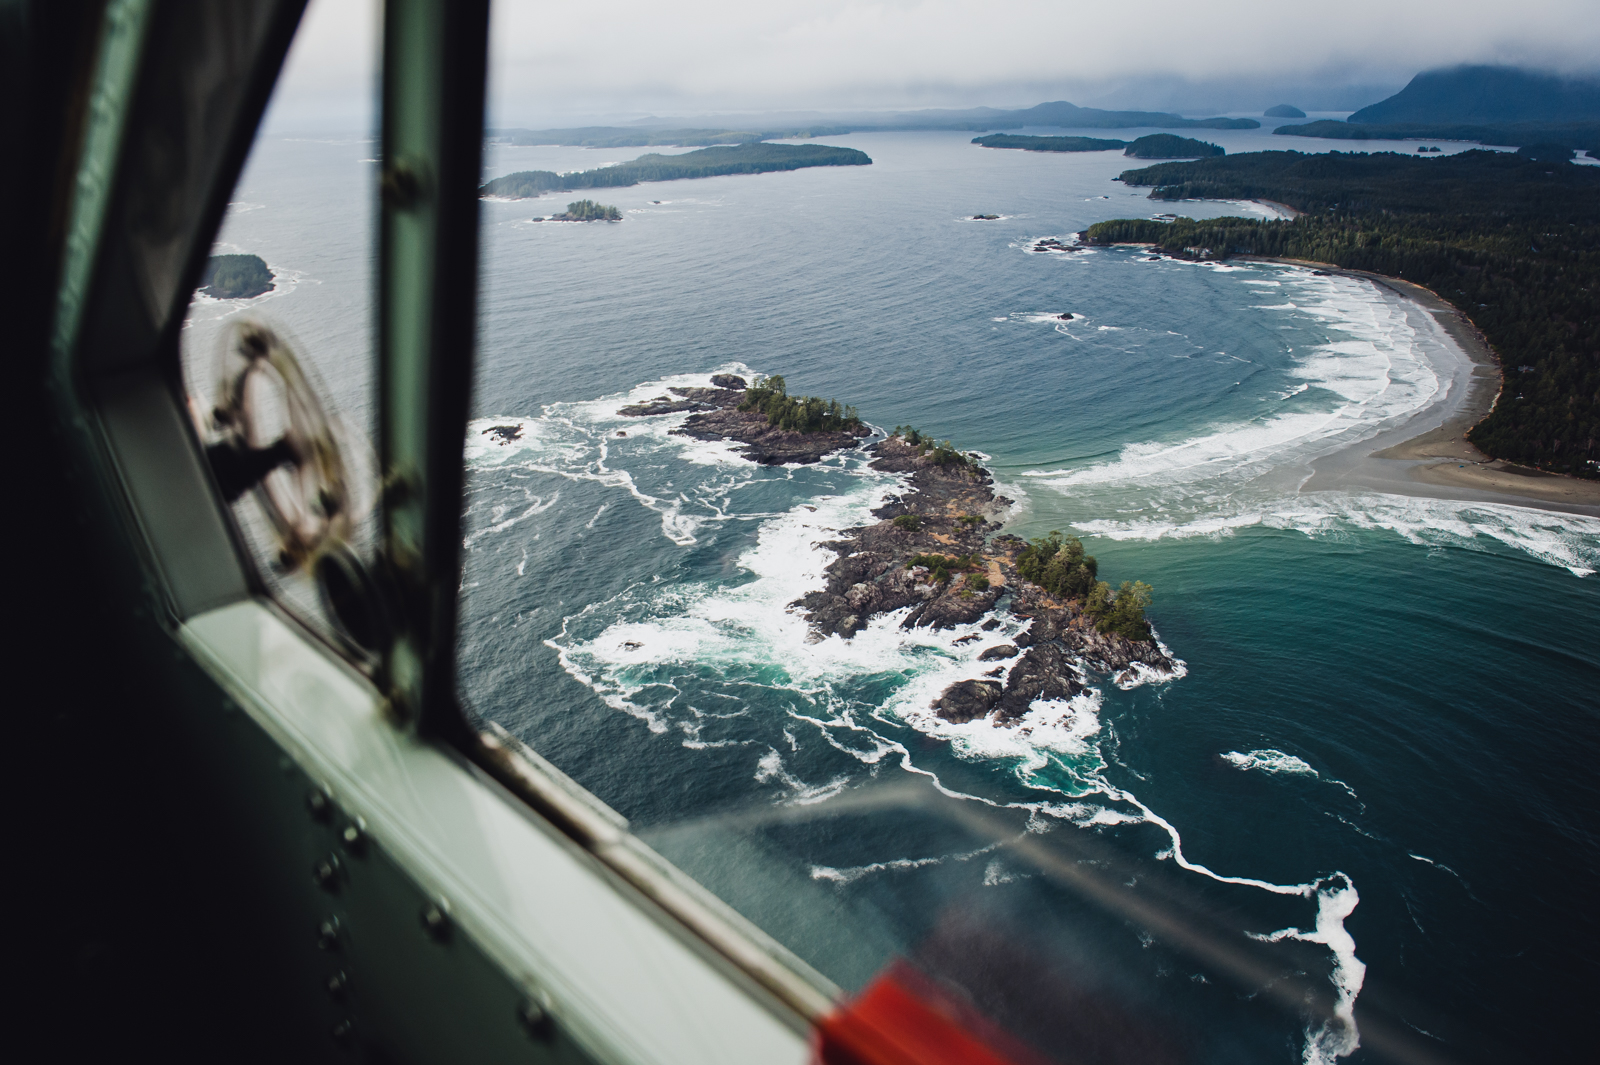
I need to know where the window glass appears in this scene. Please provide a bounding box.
[458,7,1395,1062]
[181,0,380,658]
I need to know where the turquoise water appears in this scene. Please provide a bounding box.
[195,127,1600,1064]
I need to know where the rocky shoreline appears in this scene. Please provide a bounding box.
[793,435,1179,728]
[618,375,873,464]
[621,383,1179,727]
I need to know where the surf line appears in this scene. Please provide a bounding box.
[1105,779,1366,1062]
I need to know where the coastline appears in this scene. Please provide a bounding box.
[1243,257,1600,516]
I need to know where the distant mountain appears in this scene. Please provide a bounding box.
[1349,66,1600,125]
[1264,104,1305,118]
[591,102,1260,140]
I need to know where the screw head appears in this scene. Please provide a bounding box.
[317,918,341,952]
[340,821,367,856]
[327,971,348,1001]
[420,903,450,941]
[331,1018,354,1046]
[306,789,332,822]
[313,855,341,892]
[518,992,554,1041]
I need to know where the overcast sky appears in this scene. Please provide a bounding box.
[265,0,1600,131]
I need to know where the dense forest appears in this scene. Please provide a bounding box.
[738,376,861,434]
[1088,149,1600,477]
[481,143,872,199]
[1016,532,1152,641]
[1123,134,1224,159]
[1276,118,1600,154]
[200,254,273,299]
[972,134,1128,152]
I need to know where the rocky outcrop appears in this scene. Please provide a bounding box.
[673,409,872,464]
[710,373,747,389]
[618,385,744,417]
[783,434,1177,729]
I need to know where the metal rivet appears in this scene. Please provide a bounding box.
[331,1018,354,1046]
[317,918,341,952]
[327,971,348,1001]
[518,991,554,1041]
[421,903,450,941]
[340,821,366,856]
[306,789,331,822]
[313,854,341,892]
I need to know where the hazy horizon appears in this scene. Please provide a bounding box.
[263,0,1600,133]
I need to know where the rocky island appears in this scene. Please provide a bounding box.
[619,374,872,464]
[622,376,1179,725]
[537,199,621,221]
[200,253,274,299]
[792,430,1176,725]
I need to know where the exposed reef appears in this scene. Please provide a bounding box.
[787,434,1178,729]
[618,375,871,464]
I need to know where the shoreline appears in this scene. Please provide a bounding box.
[1244,257,1600,515]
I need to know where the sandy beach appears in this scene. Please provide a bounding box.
[1253,259,1600,517]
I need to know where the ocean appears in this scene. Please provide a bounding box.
[188,123,1600,1064]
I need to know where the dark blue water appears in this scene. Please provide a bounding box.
[194,127,1600,1064]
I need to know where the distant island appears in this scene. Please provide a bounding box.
[1124,134,1224,159]
[973,134,1128,153]
[972,214,1000,220]
[538,199,621,221]
[1264,104,1306,118]
[490,125,851,148]
[1275,66,1600,153]
[480,143,872,199]
[483,101,1260,152]
[200,254,274,299]
[1090,148,1600,478]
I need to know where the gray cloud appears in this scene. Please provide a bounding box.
[263,0,1600,131]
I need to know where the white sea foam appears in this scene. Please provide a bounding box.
[1223,749,1360,802]
[1076,492,1600,577]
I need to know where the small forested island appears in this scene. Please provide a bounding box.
[539,199,621,221]
[972,134,1128,153]
[1123,134,1225,159]
[200,254,274,299]
[480,143,872,199]
[1265,104,1306,118]
[1092,148,1600,477]
[619,373,869,464]
[972,213,1000,220]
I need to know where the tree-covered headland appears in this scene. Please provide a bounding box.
[738,376,862,434]
[1087,149,1600,477]
[481,143,872,199]
[1017,532,1152,640]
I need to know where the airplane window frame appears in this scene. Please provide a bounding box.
[50,0,840,1056]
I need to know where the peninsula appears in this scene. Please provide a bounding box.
[200,254,273,299]
[1092,148,1600,480]
[480,143,872,199]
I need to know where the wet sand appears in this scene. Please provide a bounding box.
[1251,258,1600,517]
